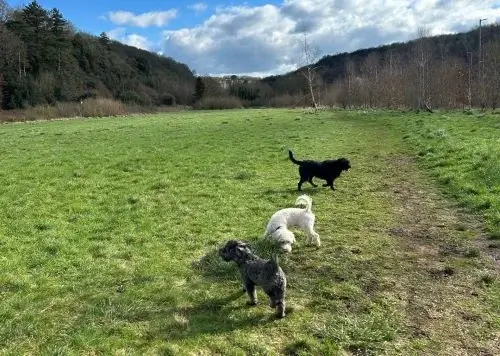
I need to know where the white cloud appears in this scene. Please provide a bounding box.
[107,28,152,51]
[107,9,177,28]
[188,3,208,13]
[157,0,500,76]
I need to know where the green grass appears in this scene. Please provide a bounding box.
[394,111,500,238]
[0,109,498,354]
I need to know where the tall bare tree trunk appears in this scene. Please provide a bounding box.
[297,33,321,109]
[415,27,433,112]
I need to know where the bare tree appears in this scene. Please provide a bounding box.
[0,73,3,109]
[377,49,404,108]
[460,33,475,109]
[0,24,26,75]
[336,58,357,109]
[413,27,433,112]
[360,52,380,107]
[483,41,500,109]
[478,18,487,108]
[296,34,322,108]
[0,0,10,23]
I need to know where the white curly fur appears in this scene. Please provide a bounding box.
[262,194,320,252]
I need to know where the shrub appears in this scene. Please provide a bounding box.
[192,96,243,110]
[269,94,302,108]
[0,98,189,122]
[79,98,127,117]
[158,93,176,106]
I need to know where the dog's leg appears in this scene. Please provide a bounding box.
[239,272,247,292]
[322,179,335,190]
[266,289,286,318]
[306,223,321,247]
[298,178,306,191]
[304,227,313,244]
[311,232,321,247]
[267,290,277,308]
[245,279,257,306]
[276,300,286,318]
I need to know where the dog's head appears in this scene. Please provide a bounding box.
[280,242,292,253]
[219,240,252,263]
[337,157,351,171]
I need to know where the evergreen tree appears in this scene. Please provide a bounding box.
[194,76,205,102]
[1,1,195,109]
[49,8,66,36]
[98,31,110,47]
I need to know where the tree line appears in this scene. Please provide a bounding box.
[262,24,500,110]
[1,0,499,112]
[194,23,500,110]
[0,1,195,110]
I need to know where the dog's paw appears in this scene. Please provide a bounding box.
[246,301,258,306]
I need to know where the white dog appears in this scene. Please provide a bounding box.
[262,194,320,252]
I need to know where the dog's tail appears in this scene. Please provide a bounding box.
[288,150,302,165]
[295,194,313,212]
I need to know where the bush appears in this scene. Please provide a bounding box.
[0,97,192,122]
[79,98,127,117]
[192,96,243,110]
[118,90,153,106]
[158,93,176,106]
[0,98,126,121]
[269,94,303,108]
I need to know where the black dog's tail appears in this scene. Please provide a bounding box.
[288,150,302,165]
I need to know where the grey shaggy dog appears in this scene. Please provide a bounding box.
[219,240,287,318]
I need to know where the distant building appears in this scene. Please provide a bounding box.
[215,75,259,89]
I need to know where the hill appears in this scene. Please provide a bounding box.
[0,1,195,110]
[261,24,500,109]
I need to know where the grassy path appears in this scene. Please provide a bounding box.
[0,109,498,354]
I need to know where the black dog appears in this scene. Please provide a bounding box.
[289,150,351,191]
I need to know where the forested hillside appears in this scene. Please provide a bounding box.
[1,0,499,112]
[261,25,500,110]
[0,1,194,110]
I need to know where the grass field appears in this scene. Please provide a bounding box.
[396,111,500,239]
[0,109,498,355]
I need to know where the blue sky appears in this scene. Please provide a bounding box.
[6,0,500,76]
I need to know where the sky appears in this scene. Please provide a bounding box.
[6,0,500,77]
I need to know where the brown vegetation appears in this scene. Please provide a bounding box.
[0,98,187,122]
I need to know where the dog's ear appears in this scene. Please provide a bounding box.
[235,242,250,256]
[236,243,248,252]
[339,158,351,170]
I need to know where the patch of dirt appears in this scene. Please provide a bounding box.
[387,155,500,267]
[385,154,500,354]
